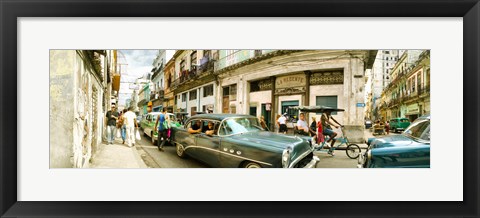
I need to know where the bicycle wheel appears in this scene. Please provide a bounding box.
[346,144,361,159]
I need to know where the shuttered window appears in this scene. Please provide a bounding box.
[316,96,338,115]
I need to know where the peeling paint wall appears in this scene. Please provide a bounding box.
[50,50,75,168]
[50,50,109,168]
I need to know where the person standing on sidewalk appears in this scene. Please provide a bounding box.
[105,105,119,144]
[277,113,288,134]
[123,106,138,147]
[154,108,169,151]
[385,121,390,135]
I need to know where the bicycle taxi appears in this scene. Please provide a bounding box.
[288,105,361,159]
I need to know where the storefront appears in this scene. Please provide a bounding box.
[406,103,420,122]
[216,50,375,133]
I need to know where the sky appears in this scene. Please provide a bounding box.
[117,50,158,107]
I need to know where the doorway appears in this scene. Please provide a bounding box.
[281,100,299,122]
[261,104,272,131]
[249,106,257,117]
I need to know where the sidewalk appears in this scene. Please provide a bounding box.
[90,138,147,168]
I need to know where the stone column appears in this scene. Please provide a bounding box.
[270,76,276,131]
[304,71,311,121]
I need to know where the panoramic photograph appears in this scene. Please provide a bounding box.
[50,49,431,168]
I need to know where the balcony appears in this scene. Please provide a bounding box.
[418,85,430,95]
[197,57,215,74]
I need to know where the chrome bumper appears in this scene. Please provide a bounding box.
[357,152,365,168]
[304,156,320,168]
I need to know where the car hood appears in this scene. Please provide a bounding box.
[229,131,308,150]
[370,135,419,149]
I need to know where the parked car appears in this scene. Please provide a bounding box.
[170,114,319,168]
[365,120,372,129]
[389,117,411,133]
[358,115,430,168]
[141,112,177,145]
[136,115,143,128]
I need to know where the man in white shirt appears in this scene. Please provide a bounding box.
[123,107,138,147]
[277,113,287,134]
[296,113,309,135]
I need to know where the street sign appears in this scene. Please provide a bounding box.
[356,103,366,107]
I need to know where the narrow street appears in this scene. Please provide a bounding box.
[132,127,400,168]
[134,130,208,168]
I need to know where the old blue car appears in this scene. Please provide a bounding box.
[358,115,430,168]
[171,114,319,168]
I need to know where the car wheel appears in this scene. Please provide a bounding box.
[176,143,186,158]
[151,132,157,145]
[244,162,261,168]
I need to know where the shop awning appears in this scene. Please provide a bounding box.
[288,105,345,113]
[112,74,121,92]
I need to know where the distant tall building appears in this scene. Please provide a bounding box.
[366,50,402,120]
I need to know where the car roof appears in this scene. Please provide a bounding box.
[187,113,255,122]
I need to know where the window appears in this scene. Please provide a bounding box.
[189,90,197,101]
[182,93,187,102]
[316,96,338,115]
[230,84,237,101]
[180,59,186,72]
[191,107,197,115]
[203,84,214,97]
[203,50,211,58]
[223,86,230,96]
[191,51,197,67]
[384,51,390,54]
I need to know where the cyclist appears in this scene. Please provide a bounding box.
[321,110,342,155]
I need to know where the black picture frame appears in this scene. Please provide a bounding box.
[1,0,478,217]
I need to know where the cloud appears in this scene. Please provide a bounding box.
[117,50,158,106]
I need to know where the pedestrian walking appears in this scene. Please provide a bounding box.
[154,108,170,151]
[119,109,127,144]
[123,106,138,147]
[277,113,288,134]
[105,105,119,144]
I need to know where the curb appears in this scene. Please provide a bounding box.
[131,144,148,168]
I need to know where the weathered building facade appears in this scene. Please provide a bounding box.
[214,50,376,141]
[50,50,117,168]
[163,57,176,113]
[379,50,430,122]
[173,50,218,115]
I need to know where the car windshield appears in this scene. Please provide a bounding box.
[221,117,262,135]
[403,119,430,141]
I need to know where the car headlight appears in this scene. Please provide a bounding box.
[367,149,372,160]
[282,147,292,168]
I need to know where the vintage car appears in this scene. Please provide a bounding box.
[365,120,372,129]
[389,117,411,133]
[358,115,430,168]
[171,114,319,168]
[141,112,177,145]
